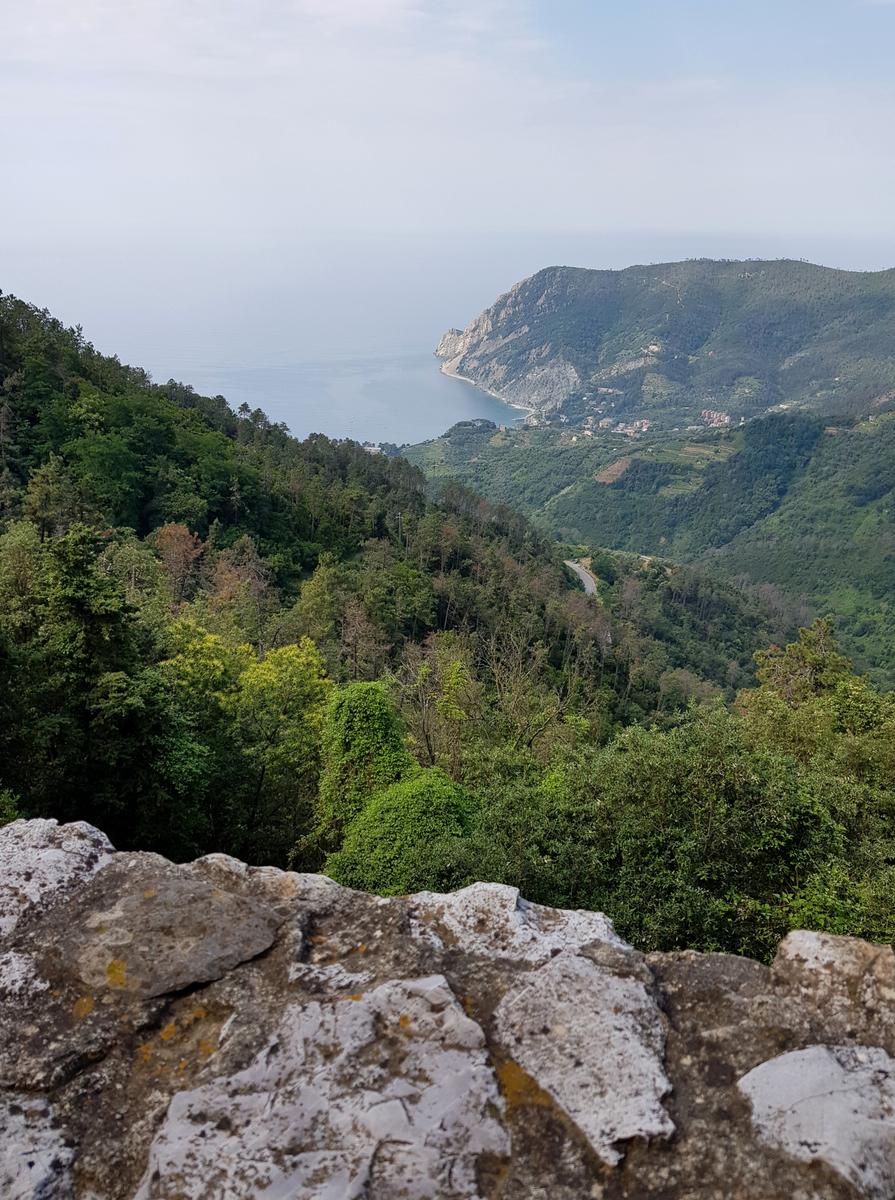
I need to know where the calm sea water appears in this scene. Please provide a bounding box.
[180,352,522,445]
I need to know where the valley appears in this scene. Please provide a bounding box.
[406,260,895,683]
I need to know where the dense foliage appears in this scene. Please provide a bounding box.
[406,409,895,684]
[441,259,895,427]
[1,291,892,960]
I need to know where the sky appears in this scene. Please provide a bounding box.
[2,0,895,378]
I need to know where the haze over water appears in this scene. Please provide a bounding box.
[7,231,895,445]
[184,354,520,445]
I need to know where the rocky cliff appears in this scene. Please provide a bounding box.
[436,260,895,425]
[2,818,895,1199]
[436,270,584,414]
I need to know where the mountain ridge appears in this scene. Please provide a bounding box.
[436,258,895,427]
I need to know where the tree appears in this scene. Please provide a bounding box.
[0,523,202,852]
[159,620,256,851]
[207,534,275,649]
[339,596,390,680]
[288,553,346,662]
[307,682,414,861]
[225,640,332,863]
[153,522,204,605]
[471,704,856,960]
[23,455,92,538]
[324,768,474,895]
[392,634,481,773]
[750,618,853,704]
[160,623,333,865]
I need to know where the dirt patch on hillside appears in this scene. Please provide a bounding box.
[595,457,632,484]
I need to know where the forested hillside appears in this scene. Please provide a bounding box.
[1,291,893,960]
[437,258,895,425]
[406,410,895,683]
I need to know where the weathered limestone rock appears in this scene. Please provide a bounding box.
[0,819,113,938]
[2,819,895,1199]
[54,855,282,999]
[409,881,624,963]
[493,953,673,1165]
[134,975,508,1199]
[739,1045,895,1199]
[0,1093,74,1200]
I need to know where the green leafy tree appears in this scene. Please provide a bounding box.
[750,618,853,704]
[225,640,332,863]
[472,705,855,959]
[23,455,93,538]
[307,682,414,861]
[324,768,474,895]
[161,622,333,864]
[0,523,205,852]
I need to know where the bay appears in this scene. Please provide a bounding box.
[179,352,522,445]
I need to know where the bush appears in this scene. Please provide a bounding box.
[0,789,21,826]
[472,704,859,959]
[324,768,474,895]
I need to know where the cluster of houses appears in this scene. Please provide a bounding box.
[700,409,731,427]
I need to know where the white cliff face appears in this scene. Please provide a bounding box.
[436,272,582,413]
[2,819,895,1199]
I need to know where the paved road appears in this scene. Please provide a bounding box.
[563,559,598,595]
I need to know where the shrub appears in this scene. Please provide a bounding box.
[325,768,474,895]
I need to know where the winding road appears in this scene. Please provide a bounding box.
[563,559,598,595]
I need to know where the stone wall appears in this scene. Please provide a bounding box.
[1,818,893,1199]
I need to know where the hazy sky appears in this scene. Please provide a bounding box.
[3,0,895,377]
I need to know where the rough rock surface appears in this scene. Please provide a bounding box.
[435,273,583,415]
[2,819,895,1199]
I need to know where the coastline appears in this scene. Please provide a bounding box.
[437,359,535,415]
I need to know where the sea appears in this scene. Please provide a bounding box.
[179,354,521,446]
[8,229,891,448]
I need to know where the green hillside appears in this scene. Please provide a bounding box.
[405,411,895,683]
[0,290,781,853]
[436,258,895,426]
[2,290,894,958]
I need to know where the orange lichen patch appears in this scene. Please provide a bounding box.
[398,1014,412,1030]
[496,1059,555,1112]
[106,959,127,989]
[347,993,364,1002]
[72,996,95,1020]
[479,1158,510,1195]
[357,943,367,954]
[134,1007,226,1079]
[595,456,632,484]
